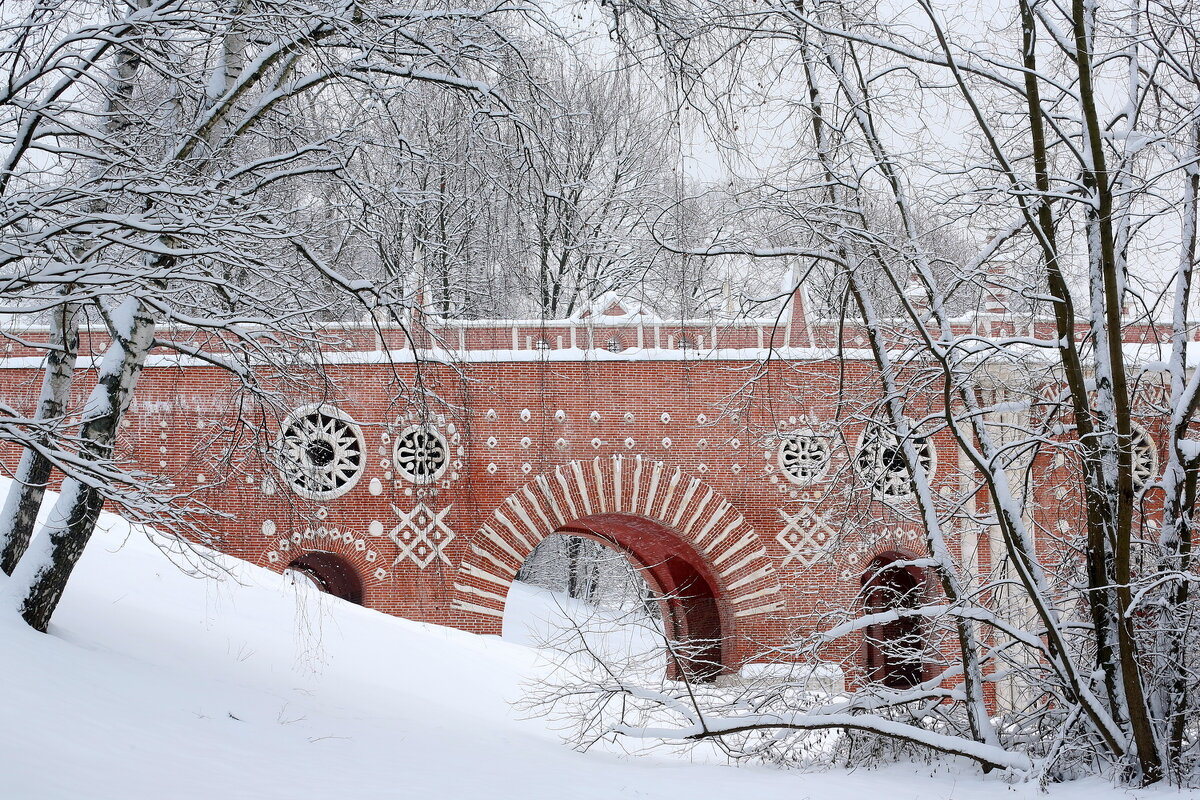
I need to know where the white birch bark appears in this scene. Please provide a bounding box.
[0,301,79,574]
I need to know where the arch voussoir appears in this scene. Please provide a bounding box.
[451,458,786,639]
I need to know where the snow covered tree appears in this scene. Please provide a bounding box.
[0,0,540,629]
[523,0,1200,786]
[513,56,676,318]
[325,44,685,320]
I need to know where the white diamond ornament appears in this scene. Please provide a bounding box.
[387,503,455,568]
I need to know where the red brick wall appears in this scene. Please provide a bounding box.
[3,322,1151,681]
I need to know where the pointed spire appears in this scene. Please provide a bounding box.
[786,263,812,348]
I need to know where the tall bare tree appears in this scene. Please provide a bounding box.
[524,0,1200,785]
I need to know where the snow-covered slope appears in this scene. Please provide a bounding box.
[0,487,1164,799]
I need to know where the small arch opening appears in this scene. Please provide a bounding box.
[284,551,364,605]
[861,553,927,689]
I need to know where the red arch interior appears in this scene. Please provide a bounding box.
[555,513,727,681]
[286,551,365,605]
[861,553,927,689]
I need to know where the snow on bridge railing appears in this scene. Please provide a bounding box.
[391,315,793,354]
[0,315,802,364]
[0,309,1192,365]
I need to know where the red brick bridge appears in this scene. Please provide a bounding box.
[0,295,1168,682]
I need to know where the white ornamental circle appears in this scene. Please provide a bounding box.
[277,405,366,501]
[393,424,451,484]
[854,424,936,500]
[778,432,831,486]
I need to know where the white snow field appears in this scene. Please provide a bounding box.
[0,487,1177,800]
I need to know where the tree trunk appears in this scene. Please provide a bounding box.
[10,297,155,632]
[1070,0,1161,780]
[565,535,583,599]
[0,302,81,574]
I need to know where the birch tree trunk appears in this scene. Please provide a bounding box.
[8,296,155,631]
[0,302,80,574]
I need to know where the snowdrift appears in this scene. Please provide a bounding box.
[0,483,1156,799]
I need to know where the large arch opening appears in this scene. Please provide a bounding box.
[502,513,727,682]
[861,553,927,689]
[284,551,364,605]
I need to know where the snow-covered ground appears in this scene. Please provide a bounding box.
[0,486,1179,799]
[503,576,669,678]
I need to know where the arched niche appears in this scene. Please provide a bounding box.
[285,551,365,605]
